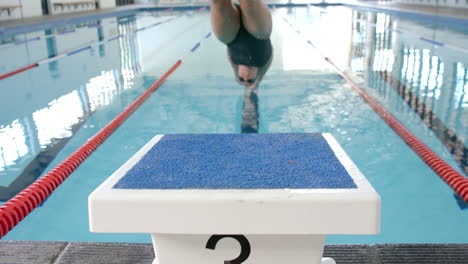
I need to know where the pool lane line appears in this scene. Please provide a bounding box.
[0,64,38,80]
[36,14,199,66]
[191,42,201,52]
[180,30,212,61]
[0,31,211,238]
[0,17,179,80]
[283,17,468,203]
[354,18,468,54]
[0,61,182,239]
[67,46,92,56]
[107,35,121,42]
[58,29,76,35]
[419,37,444,47]
[0,25,90,49]
[376,72,468,177]
[0,5,206,50]
[324,55,468,203]
[357,18,468,174]
[36,15,200,67]
[0,7,208,79]
[148,19,205,56]
[36,54,68,66]
[0,36,42,49]
[0,14,177,50]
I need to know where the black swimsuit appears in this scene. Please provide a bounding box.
[227,4,272,67]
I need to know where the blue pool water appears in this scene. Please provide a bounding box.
[0,4,467,244]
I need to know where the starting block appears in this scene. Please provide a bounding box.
[89,133,380,264]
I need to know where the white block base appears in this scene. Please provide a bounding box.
[151,234,333,264]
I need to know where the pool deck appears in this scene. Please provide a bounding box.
[1,241,468,263]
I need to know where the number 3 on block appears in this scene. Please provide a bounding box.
[206,235,251,264]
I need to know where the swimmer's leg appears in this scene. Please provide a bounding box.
[239,0,272,40]
[210,0,241,44]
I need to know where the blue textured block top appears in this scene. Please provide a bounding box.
[113,133,357,189]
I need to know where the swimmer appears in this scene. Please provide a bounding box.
[210,0,273,89]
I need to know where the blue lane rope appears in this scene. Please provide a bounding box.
[190,42,201,52]
[58,29,76,35]
[67,46,91,56]
[107,35,121,42]
[2,16,180,79]
[420,37,444,47]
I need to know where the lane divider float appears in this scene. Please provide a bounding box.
[58,29,76,35]
[419,37,444,47]
[67,46,92,56]
[0,6,208,81]
[283,17,468,203]
[0,64,39,80]
[0,29,212,238]
[0,17,177,80]
[0,13,145,49]
[354,18,468,54]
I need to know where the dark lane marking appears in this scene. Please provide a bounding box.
[190,42,201,52]
[377,71,467,176]
[241,87,259,133]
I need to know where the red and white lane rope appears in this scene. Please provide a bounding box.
[282,17,468,203]
[0,29,212,238]
[0,17,176,80]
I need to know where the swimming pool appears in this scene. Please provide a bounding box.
[0,4,467,244]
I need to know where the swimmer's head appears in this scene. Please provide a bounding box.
[237,64,258,87]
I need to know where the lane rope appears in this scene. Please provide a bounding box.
[0,64,38,80]
[282,17,468,203]
[353,17,468,54]
[0,28,212,238]
[0,11,196,80]
[1,6,208,80]
[1,17,176,80]
[0,9,184,49]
